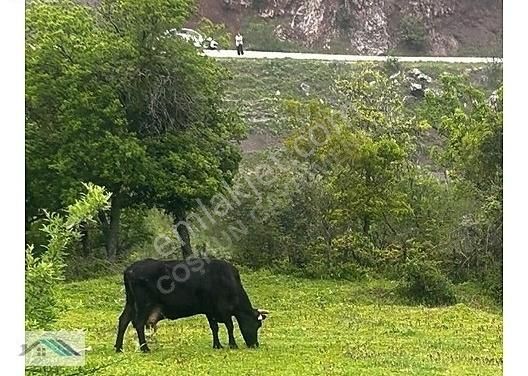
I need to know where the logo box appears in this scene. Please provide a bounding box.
[24,330,85,367]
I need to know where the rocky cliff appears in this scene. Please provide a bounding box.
[196,0,502,56]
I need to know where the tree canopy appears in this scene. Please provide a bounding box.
[26,0,245,258]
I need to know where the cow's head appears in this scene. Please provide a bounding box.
[237,308,268,348]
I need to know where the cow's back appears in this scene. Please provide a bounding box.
[124,258,245,319]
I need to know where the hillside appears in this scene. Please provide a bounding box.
[195,0,502,56]
[26,271,502,376]
[219,59,502,152]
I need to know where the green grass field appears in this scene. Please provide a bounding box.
[27,270,502,375]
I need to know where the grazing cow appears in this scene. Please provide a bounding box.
[114,258,268,353]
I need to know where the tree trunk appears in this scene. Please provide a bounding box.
[80,221,90,257]
[363,169,372,237]
[175,210,192,258]
[323,221,333,270]
[105,192,122,261]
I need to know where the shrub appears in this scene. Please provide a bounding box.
[401,260,457,306]
[197,17,232,49]
[481,263,503,303]
[64,255,127,281]
[118,207,177,259]
[336,5,353,32]
[482,59,503,89]
[400,16,427,52]
[244,20,301,52]
[25,183,110,329]
[252,0,265,11]
[383,56,402,75]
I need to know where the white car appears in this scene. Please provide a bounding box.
[165,28,219,50]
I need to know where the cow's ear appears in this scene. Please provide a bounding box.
[255,308,269,321]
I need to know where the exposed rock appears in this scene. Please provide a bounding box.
[408,68,422,78]
[429,34,460,56]
[194,0,502,56]
[274,25,288,41]
[410,83,425,98]
[348,0,390,55]
[408,68,432,83]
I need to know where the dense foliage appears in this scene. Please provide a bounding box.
[26,0,245,260]
[25,0,501,317]
[399,16,428,52]
[219,65,502,303]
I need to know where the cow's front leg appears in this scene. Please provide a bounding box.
[207,315,223,349]
[225,317,238,349]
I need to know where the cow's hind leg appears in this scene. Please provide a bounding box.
[207,315,223,349]
[133,305,152,353]
[131,285,154,352]
[115,303,134,353]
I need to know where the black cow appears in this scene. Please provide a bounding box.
[114,258,268,353]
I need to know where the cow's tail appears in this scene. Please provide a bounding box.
[123,269,137,312]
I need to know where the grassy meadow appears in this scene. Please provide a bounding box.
[27,270,502,376]
[25,4,503,376]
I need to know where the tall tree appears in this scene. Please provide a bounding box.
[284,66,422,243]
[26,0,244,259]
[419,75,503,291]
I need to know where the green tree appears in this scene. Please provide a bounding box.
[285,66,422,241]
[223,66,501,290]
[26,0,245,259]
[419,74,503,296]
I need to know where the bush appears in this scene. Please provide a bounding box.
[64,255,127,281]
[401,260,457,306]
[197,17,232,49]
[336,5,353,32]
[400,16,427,52]
[482,59,503,89]
[252,0,265,11]
[25,183,110,329]
[481,264,503,303]
[383,56,402,75]
[244,20,301,52]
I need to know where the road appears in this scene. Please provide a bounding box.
[204,49,499,64]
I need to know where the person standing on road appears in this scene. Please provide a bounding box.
[235,32,244,56]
